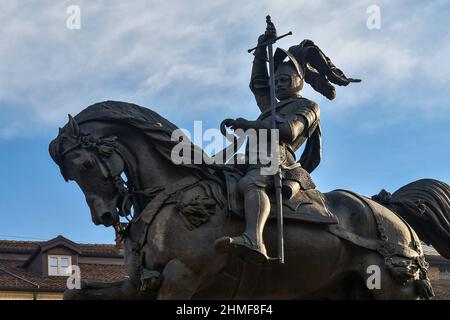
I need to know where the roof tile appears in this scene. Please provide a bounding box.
[0,240,122,258]
[0,259,127,291]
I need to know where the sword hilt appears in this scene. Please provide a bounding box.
[247,31,293,53]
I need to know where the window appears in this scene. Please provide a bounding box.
[439,267,450,280]
[48,255,72,276]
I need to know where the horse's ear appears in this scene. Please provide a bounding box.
[67,114,80,138]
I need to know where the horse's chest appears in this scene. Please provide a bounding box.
[142,207,177,264]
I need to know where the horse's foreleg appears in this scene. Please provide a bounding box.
[157,259,201,300]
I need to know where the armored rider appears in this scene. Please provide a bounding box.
[215,20,360,264]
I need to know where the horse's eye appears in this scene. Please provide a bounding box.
[82,158,95,170]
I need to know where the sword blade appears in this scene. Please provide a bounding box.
[267,42,285,264]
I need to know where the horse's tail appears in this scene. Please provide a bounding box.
[373,178,450,259]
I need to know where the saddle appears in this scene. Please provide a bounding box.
[220,170,338,224]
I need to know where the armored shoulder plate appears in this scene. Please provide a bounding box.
[283,98,319,126]
[280,98,320,138]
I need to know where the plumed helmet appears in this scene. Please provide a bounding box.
[273,48,304,98]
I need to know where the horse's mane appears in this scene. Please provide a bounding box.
[51,100,216,179]
[75,100,179,134]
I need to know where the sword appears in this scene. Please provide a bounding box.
[248,15,292,264]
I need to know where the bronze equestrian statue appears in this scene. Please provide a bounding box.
[49,19,450,300]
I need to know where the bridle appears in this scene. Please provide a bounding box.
[58,132,136,235]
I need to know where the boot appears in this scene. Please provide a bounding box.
[215,188,270,264]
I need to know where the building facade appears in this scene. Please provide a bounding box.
[423,245,450,299]
[0,235,126,300]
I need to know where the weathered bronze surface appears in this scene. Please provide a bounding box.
[49,18,450,300]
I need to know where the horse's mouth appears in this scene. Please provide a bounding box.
[97,211,119,227]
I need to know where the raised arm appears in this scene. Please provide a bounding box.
[249,22,277,112]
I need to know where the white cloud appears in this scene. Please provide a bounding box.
[0,0,449,138]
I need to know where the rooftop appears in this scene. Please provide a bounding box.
[0,259,126,291]
[0,236,126,293]
[0,237,122,258]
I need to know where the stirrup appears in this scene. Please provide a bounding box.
[214,234,269,264]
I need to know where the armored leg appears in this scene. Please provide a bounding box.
[215,170,271,264]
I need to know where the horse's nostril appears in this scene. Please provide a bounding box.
[100,212,115,226]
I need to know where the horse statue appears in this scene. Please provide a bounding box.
[49,100,450,299]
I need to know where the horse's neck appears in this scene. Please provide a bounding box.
[112,129,195,216]
[81,121,197,211]
[116,128,190,207]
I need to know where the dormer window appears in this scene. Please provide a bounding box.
[48,255,72,276]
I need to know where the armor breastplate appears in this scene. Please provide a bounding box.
[257,97,320,154]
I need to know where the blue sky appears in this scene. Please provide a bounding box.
[0,1,449,244]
